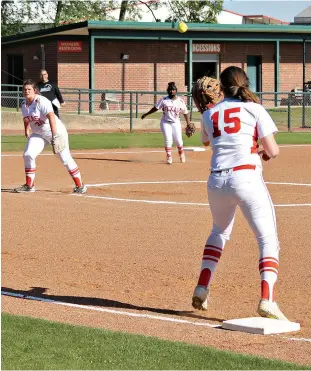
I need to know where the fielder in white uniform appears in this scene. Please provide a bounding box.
[14,80,87,194]
[192,67,288,320]
[141,82,191,164]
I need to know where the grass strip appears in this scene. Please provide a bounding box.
[1,132,311,152]
[2,313,309,370]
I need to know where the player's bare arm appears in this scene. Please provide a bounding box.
[23,118,30,138]
[141,106,158,119]
[46,112,58,136]
[183,113,191,126]
[260,133,279,160]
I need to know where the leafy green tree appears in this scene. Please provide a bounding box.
[1,0,117,36]
[165,0,223,23]
[1,0,223,37]
[1,0,33,36]
[118,0,162,22]
[52,0,116,26]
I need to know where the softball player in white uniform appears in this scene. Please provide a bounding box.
[142,82,191,164]
[192,66,288,320]
[14,80,87,194]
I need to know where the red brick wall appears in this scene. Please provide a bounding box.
[221,42,275,93]
[1,40,57,84]
[280,43,311,92]
[58,40,89,112]
[91,40,186,111]
[2,37,310,113]
[221,41,311,93]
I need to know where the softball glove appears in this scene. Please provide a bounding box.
[51,134,66,154]
[192,76,222,114]
[185,122,196,138]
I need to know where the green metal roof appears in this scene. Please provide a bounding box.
[2,20,311,45]
[87,20,311,33]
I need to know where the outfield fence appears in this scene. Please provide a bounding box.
[1,84,311,131]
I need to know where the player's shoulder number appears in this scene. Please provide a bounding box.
[211,107,241,138]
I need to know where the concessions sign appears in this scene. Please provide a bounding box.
[185,43,221,54]
[58,41,82,52]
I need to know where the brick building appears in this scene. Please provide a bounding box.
[1,21,311,111]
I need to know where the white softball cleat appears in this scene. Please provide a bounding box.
[257,299,288,321]
[166,156,172,165]
[180,153,186,163]
[14,184,36,193]
[192,285,209,311]
[73,184,87,194]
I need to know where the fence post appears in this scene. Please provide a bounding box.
[78,90,81,114]
[302,92,306,128]
[135,92,138,118]
[189,93,193,121]
[130,93,133,132]
[287,93,291,132]
[16,86,20,111]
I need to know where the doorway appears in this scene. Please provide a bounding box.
[185,54,219,87]
[193,62,217,82]
[247,56,262,92]
[8,55,24,88]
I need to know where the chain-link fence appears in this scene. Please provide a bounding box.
[2,84,311,131]
[1,85,23,111]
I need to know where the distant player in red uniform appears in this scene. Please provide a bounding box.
[142,82,191,164]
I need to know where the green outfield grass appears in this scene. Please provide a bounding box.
[1,132,311,152]
[2,313,309,370]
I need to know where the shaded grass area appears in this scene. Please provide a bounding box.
[1,132,311,152]
[2,313,309,370]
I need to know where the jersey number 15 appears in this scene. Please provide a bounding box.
[211,107,241,138]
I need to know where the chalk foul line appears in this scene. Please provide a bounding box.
[1,291,219,328]
[2,291,310,343]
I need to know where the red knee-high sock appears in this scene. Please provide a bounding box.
[68,166,82,187]
[177,146,184,155]
[25,168,36,187]
[165,147,172,159]
[198,245,223,289]
[259,257,279,302]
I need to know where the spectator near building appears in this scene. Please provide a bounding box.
[37,69,65,118]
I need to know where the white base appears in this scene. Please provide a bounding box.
[184,147,206,152]
[222,317,300,335]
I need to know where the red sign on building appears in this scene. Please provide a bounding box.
[58,41,82,52]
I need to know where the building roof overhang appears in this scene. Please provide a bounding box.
[2,20,311,45]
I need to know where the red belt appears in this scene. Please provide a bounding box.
[211,164,256,174]
[233,164,256,171]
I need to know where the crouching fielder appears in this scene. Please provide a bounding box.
[191,68,288,321]
[14,79,87,194]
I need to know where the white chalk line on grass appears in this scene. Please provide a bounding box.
[2,144,311,157]
[2,291,310,344]
[1,291,219,328]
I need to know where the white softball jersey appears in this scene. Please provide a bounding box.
[201,98,278,171]
[22,95,67,137]
[155,96,188,124]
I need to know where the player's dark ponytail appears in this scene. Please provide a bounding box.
[167,81,178,93]
[220,66,259,103]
